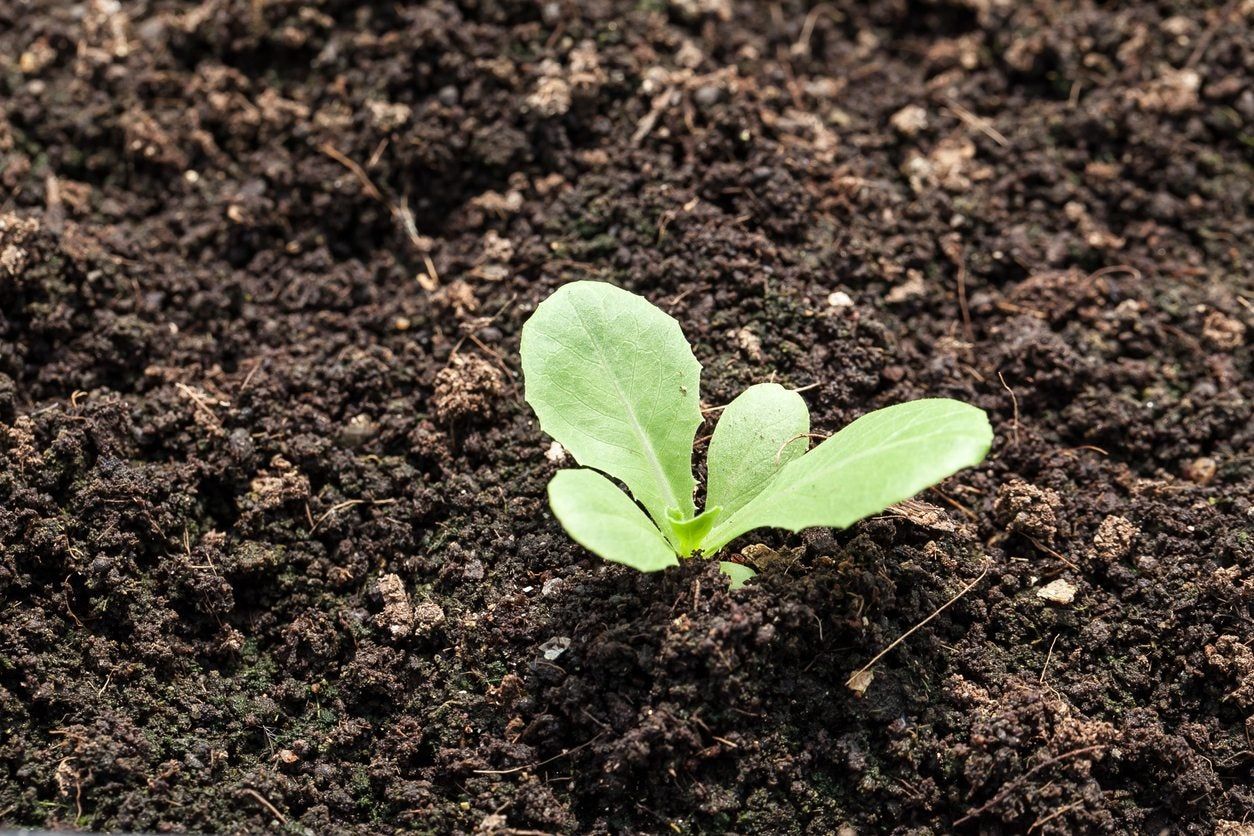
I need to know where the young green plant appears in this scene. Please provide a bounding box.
[520,281,992,587]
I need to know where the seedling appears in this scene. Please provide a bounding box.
[521,281,992,587]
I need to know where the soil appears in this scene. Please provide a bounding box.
[1,1,1251,833]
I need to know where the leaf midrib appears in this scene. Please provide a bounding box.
[569,296,688,523]
[703,417,986,551]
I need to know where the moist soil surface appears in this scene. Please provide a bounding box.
[1,1,1252,833]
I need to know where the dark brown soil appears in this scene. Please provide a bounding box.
[2,1,1251,833]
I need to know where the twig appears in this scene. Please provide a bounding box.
[1029,799,1085,832]
[632,87,675,146]
[994,300,1049,319]
[940,236,975,346]
[1027,536,1077,570]
[793,3,845,56]
[318,142,384,202]
[310,500,364,533]
[1086,264,1142,283]
[45,174,65,233]
[320,143,434,254]
[366,137,389,168]
[954,745,1108,826]
[63,576,84,628]
[1067,80,1083,108]
[998,371,1021,447]
[473,733,606,775]
[466,333,519,380]
[1039,633,1060,683]
[846,561,990,690]
[396,193,431,252]
[420,253,440,291]
[176,382,225,429]
[238,358,265,394]
[450,293,519,358]
[930,486,979,522]
[945,100,1009,147]
[657,196,701,241]
[309,498,398,534]
[239,787,287,824]
[1186,2,1235,68]
[1059,445,1109,458]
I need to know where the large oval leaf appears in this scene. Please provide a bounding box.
[548,469,680,572]
[701,399,992,553]
[521,281,702,528]
[705,383,810,520]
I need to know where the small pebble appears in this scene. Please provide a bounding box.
[1036,578,1076,605]
[437,85,459,106]
[540,636,571,661]
[889,104,928,137]
[339,414,379,448]
[694,85,722,108]
[227,427,255,462]
[545,441,567,463]
[1183,456,1217,485]
[827,290,854,308]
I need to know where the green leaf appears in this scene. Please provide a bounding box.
[667,506,721,556]
[548,469,680,572]
[706,383,810,520]
[702,399,992,553]
[719,561,757,589]
[521,281,702,533]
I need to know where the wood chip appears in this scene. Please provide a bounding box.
[846,669,874,696]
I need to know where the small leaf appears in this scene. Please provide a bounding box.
[667,506,721,556]
[548,469,679,572]
[719,561,757,590]
[522,282,702,532]
[706,383,810,519]
[702,399,992,553]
